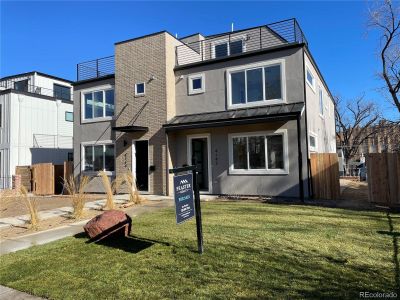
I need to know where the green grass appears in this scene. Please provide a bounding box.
[0,202,398,299]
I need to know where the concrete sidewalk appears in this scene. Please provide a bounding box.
[0,285,44,300]
[0,198,175,255]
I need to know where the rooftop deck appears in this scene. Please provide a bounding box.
[76,18,307,81]
[176,18,307,67]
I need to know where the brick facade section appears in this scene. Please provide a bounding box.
[115,33,169,195]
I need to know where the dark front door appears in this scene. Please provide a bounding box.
[191,138,209,191]
[134,140,149,191]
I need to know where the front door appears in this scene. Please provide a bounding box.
[190,137,209,191]
[132,140,149,192]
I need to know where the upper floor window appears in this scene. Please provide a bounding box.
[228,61,284,108]
[319,88,324,116]
[306,68,315,91]
[135,82,145,96]
[83,88,114,120]
[188,73,205,95]
[0,104,2,128]
[14,79,28,92]
[65,111,73,122]
[213,38,244,59]
[54,84,71,101]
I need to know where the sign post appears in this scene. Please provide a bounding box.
[169,165,203,254]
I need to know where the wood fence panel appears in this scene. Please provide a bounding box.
[15,166,32,192]
[310,153,340,200]
[32,163,54,195]
[64,161,73,181]
[367,153,400,205]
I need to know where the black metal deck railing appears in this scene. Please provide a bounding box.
[176,18,307,67]
[76,55,115,81]
[0,80,72,101]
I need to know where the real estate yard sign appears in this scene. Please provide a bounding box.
[173,173,195,224]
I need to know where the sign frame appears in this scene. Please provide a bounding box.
[169,165,204,254]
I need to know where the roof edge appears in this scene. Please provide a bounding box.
[0,71,73,84]
[115,30,179,45]
[73,74,115,86]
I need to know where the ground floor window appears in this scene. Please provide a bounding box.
[83,143,115,172]
[229,131,288,174]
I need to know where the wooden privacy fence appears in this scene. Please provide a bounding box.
[15,166,32,192]
[32,163,54,195]
[366,153,400,205]
[19,161,73,195]
[310,153,340,200]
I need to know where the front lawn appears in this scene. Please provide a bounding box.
[0,202,397,299]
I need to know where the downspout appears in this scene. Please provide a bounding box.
[166,130,169,196]
[297,113,304,202]
[302,46,312,198]
[17,95,23,166]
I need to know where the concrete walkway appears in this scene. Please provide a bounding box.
[0,285,44,300]
[0,194,174,229]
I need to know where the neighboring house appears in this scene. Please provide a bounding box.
[336,120,400,176]
[356,121,400,156]
[0,71,74,189]
[73,18,336,198]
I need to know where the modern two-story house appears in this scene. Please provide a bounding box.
[73,18,335,199]
[0,71,74,189]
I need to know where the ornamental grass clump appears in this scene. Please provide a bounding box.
[19,185,40,230]
[99,171,115,210]
[123,172,143,205]
[64,175,89,219]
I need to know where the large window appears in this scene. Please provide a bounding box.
[83,88,114,120]
[228,62,283,107]
[229,131,287,174]
[54,84,71,101]
[83,143,115,172]
[213,39,244,58]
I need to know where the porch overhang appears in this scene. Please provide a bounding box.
[163,102,304,132]
[112,125,149,132]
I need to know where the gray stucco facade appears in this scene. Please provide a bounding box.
[73,20,334,199]
[73,76,115,193]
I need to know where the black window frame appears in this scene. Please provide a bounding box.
[53,83,71,101]
[65,111,74,122]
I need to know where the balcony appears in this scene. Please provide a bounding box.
[76,55,115,82]
[176,18,307,67]
[0,80,72,101]
[33,134,73,149]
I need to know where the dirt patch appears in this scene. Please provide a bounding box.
[340,179,369,202]
[0,194,105,218]
[0,210,101,240]
[0,200,149,240]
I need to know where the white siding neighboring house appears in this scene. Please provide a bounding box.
[0,71,74,189]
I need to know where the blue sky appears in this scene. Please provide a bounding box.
[0,1,396,119]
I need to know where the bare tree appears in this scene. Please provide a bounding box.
[335,95,381,170]
[368,0,400,114]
